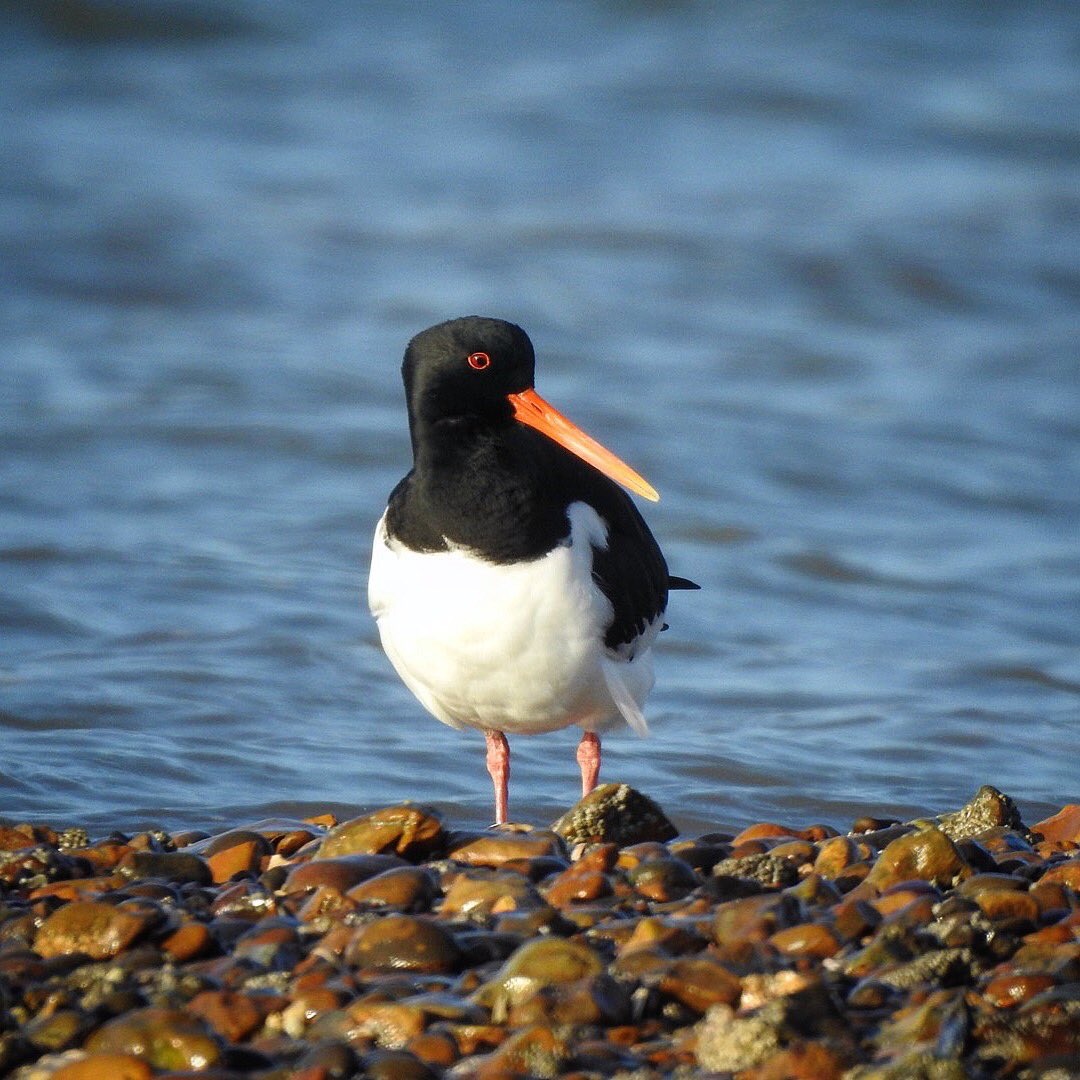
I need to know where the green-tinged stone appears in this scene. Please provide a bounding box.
[318,805,444,860]
[865,826,971,890]
[85,1006,222,1071]
[552,783,676,845]
[473,936,604,1020]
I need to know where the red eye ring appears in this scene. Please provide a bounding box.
[467,351,491,370]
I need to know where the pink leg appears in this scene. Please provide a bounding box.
[577,731,601,797]
[485,730,510,825]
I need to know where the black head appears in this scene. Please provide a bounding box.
[401,316,535,434]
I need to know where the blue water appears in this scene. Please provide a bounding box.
[1,1,1077,837]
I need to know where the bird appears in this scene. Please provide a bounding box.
[368,316,697,825]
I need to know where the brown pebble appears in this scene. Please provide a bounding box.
[628,858,699,902]
[27,875,126,902]
[863,826,971,892]
[347,999,426,1048]
[872,882,941,917]
[296,884,359,922]
[1029,880,1071,915]
[973,888,1040,924]
[712,893,792,946]
[619,915,707,956]
[744,1041,850,1079]
[286,853,408,894]
[52,1053,154,1080]
[85,1007,222,1071]
[1038,857,1080,889]
[407,1031,460,1067]
[160,920,213,962]
[832,898,881,942]
[471,1023,568,1077]
[34,899,153,960]
[767,839,817,865]
[318,805,444,860]
[441,868,541,919]
[348,866,438,912]
[983,972,1056,1008]
[1031,804,1080,845]
[449,831,565,867]
[769,921,842,958]
[346,914,461,974]
[276,827,322,857]
[731,822,799,845]
[572,841,619,870]
[207,839,266,883]
[658,955,741,1012]
[543,865,611,907]
[189,989,268,1043]
[813,836,860,878]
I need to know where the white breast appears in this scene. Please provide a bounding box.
[367,501,657,736]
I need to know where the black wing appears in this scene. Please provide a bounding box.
[531,433,671,653]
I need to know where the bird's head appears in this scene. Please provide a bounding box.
[401,316,658,501]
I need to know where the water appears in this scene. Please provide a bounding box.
[1,1,1077,837]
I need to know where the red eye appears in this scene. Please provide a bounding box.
[467,351,491,370]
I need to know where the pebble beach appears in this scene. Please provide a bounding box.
[2,784,1079,1079]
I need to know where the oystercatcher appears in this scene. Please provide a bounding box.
[368,316,697,824]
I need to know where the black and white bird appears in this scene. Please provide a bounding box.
[368,316,697,824]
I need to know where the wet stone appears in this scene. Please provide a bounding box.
[543,863,611,906]
[285,853,408,894]
[552,783,677,846]
[473,936,605,1019]
[1031,803,1080,845]
[52,1054,154,1080]
[203,832,272,883]
[864,826,972,891]
[346,914,461,974]
[23,1008,86,1051]
[84,1006,223,1071]
[658,955,741,1012]
[318,805,445,861]
[34,899,154,960]
[934,785,1026,842]
[769,921,842,959]
[362,1047,437,1080]
[347,866,438,912]
[628,857,699,901]
[441,867,541,920]
[447,830,566,867]
[712,852,800,889]
[117,850,212,885]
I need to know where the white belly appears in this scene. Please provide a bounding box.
[367,502,656,736]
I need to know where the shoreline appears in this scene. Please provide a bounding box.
[1,784,1077,1078]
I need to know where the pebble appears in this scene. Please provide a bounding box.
[33,900,153,960]
[317,804,445,860]
[346,913,461,974]
[52,1054,153,1080]
[83,1007,222,1070]
[551,783,676,846]
[2,785,1078,1078]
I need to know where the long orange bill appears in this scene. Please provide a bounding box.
[508,388,660,502]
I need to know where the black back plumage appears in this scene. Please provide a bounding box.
[384,316,689,653]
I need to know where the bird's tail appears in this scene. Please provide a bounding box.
[601,660,650,738]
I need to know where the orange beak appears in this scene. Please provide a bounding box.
[508,388,659,502]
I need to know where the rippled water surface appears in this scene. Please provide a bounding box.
[1,1,1078,836]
